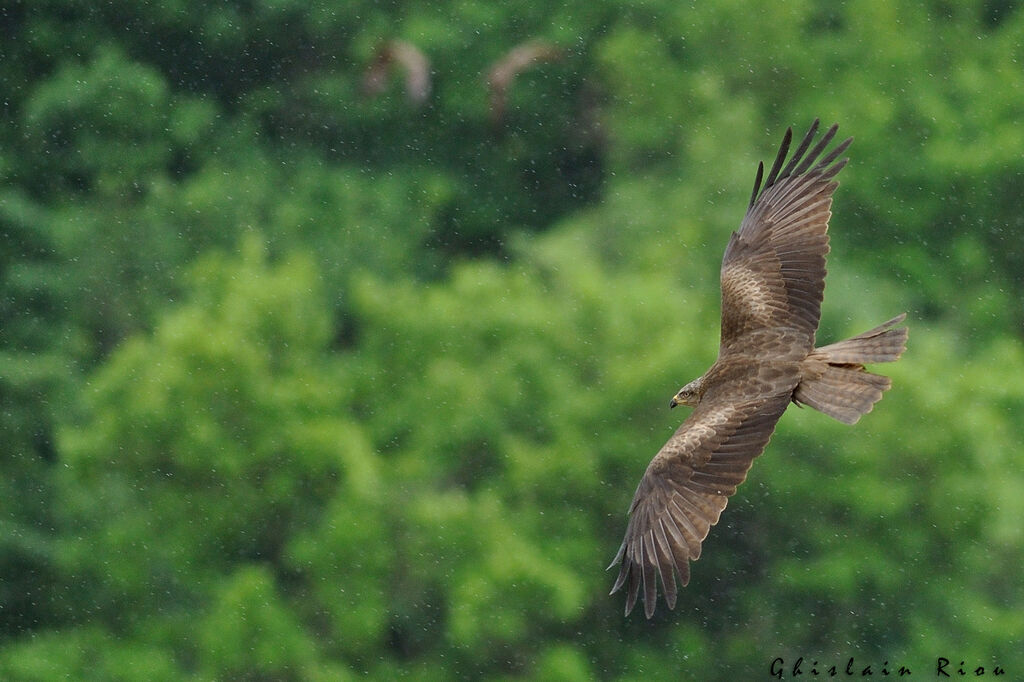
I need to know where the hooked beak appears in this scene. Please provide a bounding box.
[669,397,678,409]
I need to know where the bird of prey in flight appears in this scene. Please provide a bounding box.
[362,40,432,106]
[609,120,908,618]
[486,41,563,126]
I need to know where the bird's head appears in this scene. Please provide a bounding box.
[669,378,703,409]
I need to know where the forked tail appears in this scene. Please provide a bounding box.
[795,314,908,424]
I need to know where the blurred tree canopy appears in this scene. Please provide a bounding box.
[1,0,1022,679]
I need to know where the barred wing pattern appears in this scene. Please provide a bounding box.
[609,388,792,618]
[720,121,852,351]
[609,121,854,618]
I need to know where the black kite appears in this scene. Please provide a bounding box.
[486,41,563,126]
[609,121,908,618]
[362,40,432,106]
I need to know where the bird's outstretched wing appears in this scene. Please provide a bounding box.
[487,41,563,125]
[720,120,852,352]
[609,382,793,618]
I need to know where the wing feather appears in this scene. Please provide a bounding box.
[776,120,819,181]
[654,519,679,609]
[720,121,852,350]
[609,121,855,618]
[609,387,792,617]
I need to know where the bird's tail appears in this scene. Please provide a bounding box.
[794,314,908,424]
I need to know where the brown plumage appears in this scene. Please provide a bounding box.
[362,40,431,106]
[486,41,563,126]
[609,121,908,618]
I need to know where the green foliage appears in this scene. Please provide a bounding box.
[0,628,184,682]
[2,0,1023,678]
[56,242,344,614]
[197,566,327,681]
[21,46,214,198]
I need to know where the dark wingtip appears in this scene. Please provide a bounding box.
[779,119,821,180]
[748,161,765,208]
[618,578,637,614]
[754,119,852,204]
[607,539,626,572]
[762,126,793,190]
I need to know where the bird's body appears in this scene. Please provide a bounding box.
[609,121,908,618]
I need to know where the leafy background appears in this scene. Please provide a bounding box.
[2,1,1022,679]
